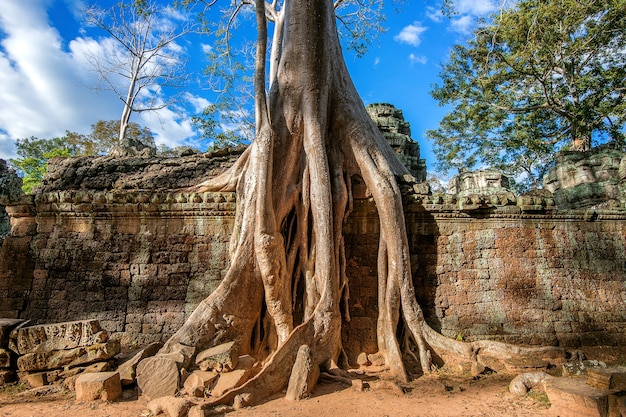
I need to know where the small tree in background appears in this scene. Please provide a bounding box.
[84,1,193,155]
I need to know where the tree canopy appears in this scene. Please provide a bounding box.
[9,121,155,193]
[428,0,626,190]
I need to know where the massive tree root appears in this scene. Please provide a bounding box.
[139,0,566,407]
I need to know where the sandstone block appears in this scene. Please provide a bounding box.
[136,356,180,400]
[22,371,47,388]
[147,396,192,417]
[17,339,120,372]
[356,352,371,366]
[196,341,238,372]
[75,371,122,402]
[609,392,626,417]
[286,345,319,401]
[117,342,162,386]
[544,376,613,417]
[183,370,218,397]
[10,320,108,355]
[209,355,255,398]
[587,367,626,390]
[562,360,607,377]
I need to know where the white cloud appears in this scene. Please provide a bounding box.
[201,43,213,54]
[373,57,380,68]
[454,0,498,16]
[409,54,428,65]
[426,6,444,23]
[0,0,200,161]
[394,22,427,47]
[450,15,475,34]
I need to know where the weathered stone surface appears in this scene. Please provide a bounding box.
[588,367,626,390]
[196,341,239,372]
[286,345,319,401]
[117,342,162,386]
[10,320,108,355]
[544,377,613,417]
[609,392,626,417]
[562,360,607,377]
[22,371,47,388]
[75,371,122,402]
[146,396,192,417]
[543,145,626,209]
[210,355,255,398]
[183,370,218,397]
[136,356,180,400]
[17,339,120,372]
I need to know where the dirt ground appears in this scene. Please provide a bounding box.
[0,371,553,417]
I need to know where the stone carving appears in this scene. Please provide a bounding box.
[543,144,626,209]
[366,103,427,182]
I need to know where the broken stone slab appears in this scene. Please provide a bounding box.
[286,345,319,401]
[183,370,218,397]
[0,369,16,385]
[0,318,26,348]
[562,360,607,377]
[146,396,192,417]
[136,356,180,400]
[210,355,255,398]
[117,342,162,386]
[75,371,122,402]
[544,376,617,417]
[21,371,48,388]
[588,367,626,390]
[16,339,120,372]
[10,320,108,355]
[195,341,238,372]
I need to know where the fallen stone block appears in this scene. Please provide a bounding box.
[210,355,255,398]
[562,360,607,377]
[147,396,192,417]
[286,345,319,401]
[136,356,180,400]
[21,371,48,388]
[587,367,626,390]
[183,370,218,397]
[117,342,162,386]
[544,376,614,417]
[75,371,122,402]
[10,320,108,355]
[17,339,120,372]
[196,341,238,372]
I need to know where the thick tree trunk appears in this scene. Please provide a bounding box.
[139,0,567,407]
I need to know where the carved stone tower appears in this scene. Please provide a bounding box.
[366,103,427,182]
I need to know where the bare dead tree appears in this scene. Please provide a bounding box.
[84,1,194,155]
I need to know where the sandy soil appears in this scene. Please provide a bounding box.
[0,371,553,417]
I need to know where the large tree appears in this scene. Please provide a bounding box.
[84,1,192,155]
[428,0,626,189]
[139,0,566,407]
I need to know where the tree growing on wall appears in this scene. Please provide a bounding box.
[140,0,566,407]
[428,0,626,188]
[84,1,192,155]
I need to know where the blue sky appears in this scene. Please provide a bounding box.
[0,0,498,172]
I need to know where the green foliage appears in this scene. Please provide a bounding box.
[9,121,155,193]
[428,0,626,189]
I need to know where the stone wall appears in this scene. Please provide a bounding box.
[2,149,626,363]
